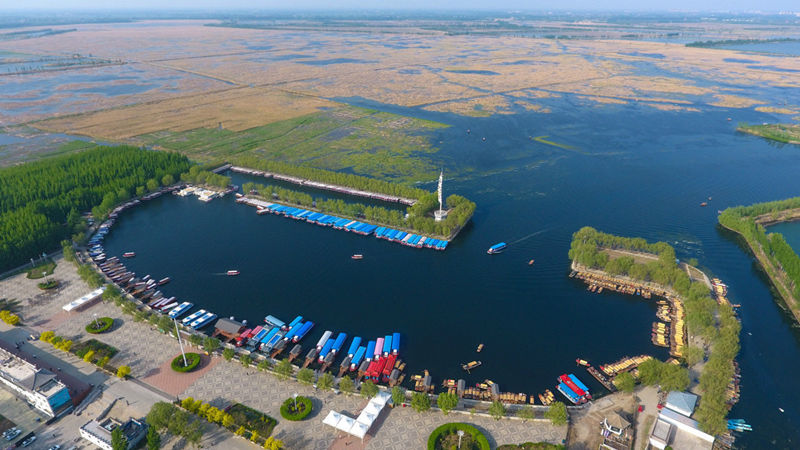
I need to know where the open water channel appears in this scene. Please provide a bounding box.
[102,89,800,447]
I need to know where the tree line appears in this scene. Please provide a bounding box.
[243,181,475,238]
[720,202,800,302]
[568,226,740,435]
[0,144,190,272]
[234,155,428,200]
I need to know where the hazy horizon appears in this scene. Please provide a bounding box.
[1,0,798,14]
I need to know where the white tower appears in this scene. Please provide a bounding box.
[434,170,448,222]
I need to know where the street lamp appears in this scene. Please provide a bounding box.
[293,393,298,411]
[93,313,99,329]
[457,430,465,449]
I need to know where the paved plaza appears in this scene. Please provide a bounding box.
[1,256,567,449]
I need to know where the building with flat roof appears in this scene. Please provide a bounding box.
[80,417,147,450]
[665,390,698,417]
[0,348,72,417]
[649,419,673,450]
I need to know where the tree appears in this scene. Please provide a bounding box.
[222,347,235,361]
[162,174,175,186]
[111,426,128,450]
[258,359,272,372]
[146,402,176,431]
[275,359,293,380]
[117,365,131,379]
[184,420,204,448]
[203,337,221,354]
[181,397,195,410]
[339,376,354,395]
[240,354,252,367]
[360,380,378,398]
[685,346,704,366]
[436,392,458,415]
[222,413,235,428]
[318,372,334,391]
[146,425,161,450]
[614,372,636,393]
[297,368,314,385]
[489,401,506,420]
[638,359,662,386]
[188,334,203,348]
[167,409,189,437]
[146,178,160,193]
[391,386,406,406]
[411,392,431,412]
[516,405,535,422]
[660,364,691,392]
[545,401,568,426]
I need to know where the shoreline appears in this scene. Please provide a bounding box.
[718,220,800,324]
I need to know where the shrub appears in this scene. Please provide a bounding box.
[37,279,58,290]
[171,353,201,373]
[427,423,490,450]
[117,365,131,379]
[279,396,313,421]
[83,350,96,363]
[0,310,20,325]
[85,317,113,334]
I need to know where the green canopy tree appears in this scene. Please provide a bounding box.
[614,372,636,393]
[360,380,378,398]
[436,392,458,415]
[275,359,293,380]
[411,392,431,412]
[111,426,128,450]
[489,401,506,420]
[545,402,568,426]
[296,368,314,385]
[146,425,161,450]
[339,376,354,395]
[317,372,334,391]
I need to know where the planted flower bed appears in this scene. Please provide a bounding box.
[171,353,202,373]
[280,396,313,421]
[85,317,113,334]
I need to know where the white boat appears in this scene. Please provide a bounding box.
[182,309,206,325]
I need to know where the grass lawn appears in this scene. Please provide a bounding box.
[25,259,56,279]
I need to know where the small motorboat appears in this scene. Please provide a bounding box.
[351,254,364,260]
[476,343,484,352]
[528,259,535,266]
[227,270,240,276]
[123,252,136,258]
[700,202,708,207]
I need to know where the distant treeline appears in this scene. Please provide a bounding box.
[686,37,800,48]
[737,123,800,144]
[243,181,475,238]
[569,226,739,435]
[719,198,800,302]
[0,145,190,272]
[234,155,429,200]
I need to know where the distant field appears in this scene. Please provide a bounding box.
[135,106,448,183]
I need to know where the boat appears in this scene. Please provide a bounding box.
[556,382,584,405]
[528,259,535,266]
[123,252,136,258]
[477,343,484,352]
[181,309,206,325]
[292,321,314,343]
[227,270,240,276]
[462,361,482,372]
[158,277,170,285]
[700,202,708,207]
[191,312,217,329]
[567,374,592,399]
[576,358,589,366]
[352,254,364,260]
[487,242,507,254]
[316,330,333,350]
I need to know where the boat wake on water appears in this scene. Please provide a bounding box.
[508,227,553,245]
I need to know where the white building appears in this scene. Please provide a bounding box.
[80,417,147,450]
[649,390,714,450]
[0,348,72,417]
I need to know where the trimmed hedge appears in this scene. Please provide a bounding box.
[37,279,58,290]
[280,396,313,421]
[428,423,490,450]
[85,317,113,334]
[171,353,201,373]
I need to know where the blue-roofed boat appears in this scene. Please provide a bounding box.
[292,321,314,343]
[392,332,400,354]
[260,327,279,343]
[567,374,592,399]
[318,338,335,361]
[264,315,285,329]
[262,330,284,350]
[182,309,206,325]
[383,335,392,355]
[168,302,193,319]
[557,382,583,404]
[284,322,303,341]
[487,242,507,254]
[331,332,348,353]
[350,346,366,370]
[347,337,362,356]
[285,315,303,330]
[191,312,217,329]
[252,327,269,342]
[365,340,376,361]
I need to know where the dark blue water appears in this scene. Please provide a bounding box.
[103,97,800,448]
[718,41,800,56]
[769,222,800,252]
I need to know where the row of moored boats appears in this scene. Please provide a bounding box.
[238,196,449,250]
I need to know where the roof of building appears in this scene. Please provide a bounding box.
[215,317,245,335]
[0,348,63,397]
[665,391,698,416]
[82,417,147,448]
[652,419,672,442]
[606,412,631,430]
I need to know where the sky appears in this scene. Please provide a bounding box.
[3,0,797,12]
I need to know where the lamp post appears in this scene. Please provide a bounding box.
[457,430,465,449]
[293,393,298,411]
[175,319,188,367]
[93,313,99,329]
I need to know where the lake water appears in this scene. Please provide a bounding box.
[103,93,800,448]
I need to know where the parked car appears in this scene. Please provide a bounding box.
[3,428,21,441]
[20,435,36,447]
[48,445,61,450]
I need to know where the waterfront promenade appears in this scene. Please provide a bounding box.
[1,255,567,449]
